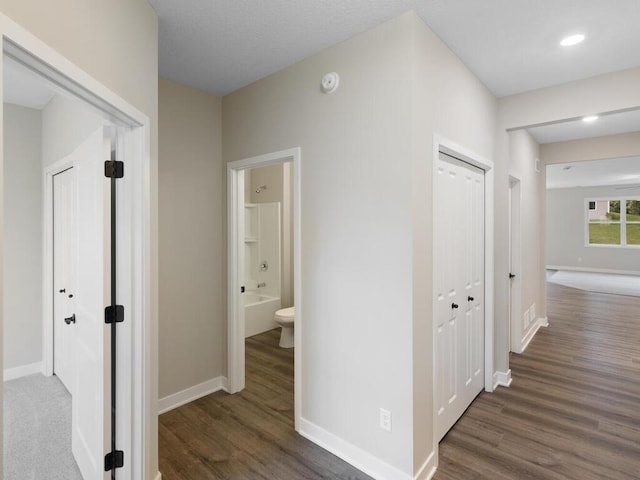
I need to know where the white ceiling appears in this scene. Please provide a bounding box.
[149,0,640,97]
[527,109,640,144]
[3,56,57,110]
[547,157,640,189]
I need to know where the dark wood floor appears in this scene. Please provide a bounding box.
[159,329,372,479]
[434,282,640,480]
[160,283,640,479]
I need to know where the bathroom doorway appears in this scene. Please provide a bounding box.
[227,148,302,429]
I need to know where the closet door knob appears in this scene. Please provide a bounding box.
[468,296,474,302]
[64,314,76,325]
[451,303,459,309]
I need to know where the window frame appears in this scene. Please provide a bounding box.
[585,197,640,248]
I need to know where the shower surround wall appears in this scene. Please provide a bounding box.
[243,201,282,337]
[248,163,294,308]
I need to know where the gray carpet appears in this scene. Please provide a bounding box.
[547,269,640,297]
[3,373,83,480]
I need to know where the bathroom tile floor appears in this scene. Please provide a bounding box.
[159,329,373,479]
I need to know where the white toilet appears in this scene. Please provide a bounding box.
[274,306,295,348]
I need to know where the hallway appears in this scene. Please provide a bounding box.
[158,282,640,479]
[434,282,640,479]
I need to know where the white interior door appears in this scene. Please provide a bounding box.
[237,170,246,388]
[435,151,485,442]
[71,127,111,480]
[53,167,76,394]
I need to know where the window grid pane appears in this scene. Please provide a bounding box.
[589,223,621,245]
[588,200,616,223]
[586,199,640,246]
[627,222,640,245]
[626,199,640,221]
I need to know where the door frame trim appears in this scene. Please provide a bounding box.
[432,134,495,395]
[508,176,523,353]
[227,147,302,430]
[1,14,153,479]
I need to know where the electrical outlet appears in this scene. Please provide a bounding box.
[379,408,392,432]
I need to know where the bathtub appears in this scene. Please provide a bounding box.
[244,292,281,338]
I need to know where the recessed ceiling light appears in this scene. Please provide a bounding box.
[582,115,599,123]
[560,34,585,47]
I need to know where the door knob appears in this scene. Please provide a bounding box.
[451,303,459,309]
[468,296,474,302]
[59,288,66,293]
[64,314,76,325]
[509,273,516,279]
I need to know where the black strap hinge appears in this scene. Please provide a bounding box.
[104,160,124,179]
[105,305,124,324]
[104,450,124,471]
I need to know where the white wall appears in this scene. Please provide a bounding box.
[41,95,106,167]
[158,77,225,400]
[224,13,416,476]
[541,131,640,165]
[223,12,498,477]
[547,185,640,273]
[411,14,497,472]
[249,164,282,204]
[2,103,42,372]
[0,2,159,476]
[507,129,545,346]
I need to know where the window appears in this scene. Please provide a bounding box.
[587,198,640,247]
[627,199,640,246]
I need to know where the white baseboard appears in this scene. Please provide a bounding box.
[414,451,436,480]
[547,265,640,276]
[298,417,412,480]
[492,369,512,389]
[520,316,548,353]
[158,376,228,414]
[3,361,42,382]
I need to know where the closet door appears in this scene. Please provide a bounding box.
[434,151,485,442]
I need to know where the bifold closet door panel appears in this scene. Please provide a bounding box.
[434,152,485,442]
